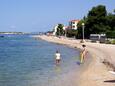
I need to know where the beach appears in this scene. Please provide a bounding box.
[34,35,115,86]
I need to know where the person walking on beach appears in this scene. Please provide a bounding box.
[80,44,87,63]
[55,50,61,64]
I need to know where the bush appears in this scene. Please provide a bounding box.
[66,29,78,38]
[111,39,115,44]
[105,40,111,44]
[106,31,115,38]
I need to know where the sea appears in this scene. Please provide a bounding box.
[0,34,80,86]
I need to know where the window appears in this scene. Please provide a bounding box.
[72,22,75,24]
[72,26,75,28]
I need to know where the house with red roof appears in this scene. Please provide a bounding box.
[69,20,80,30]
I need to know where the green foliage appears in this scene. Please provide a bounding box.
[56,24,64,36]
[106,13,115,31]
[111,40,115,44]
[114,9,115,13]
[77,20,85,38]
[77,5,115,38]
[86,5,107,37]
[106,39,115,44]
[66,29,78,37]
[88,5,107,17]
[106,31,115,38]
[105,40,111,44]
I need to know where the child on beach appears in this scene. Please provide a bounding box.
[80,44,87,63]
[55,50,61,64]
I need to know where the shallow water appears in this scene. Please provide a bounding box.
[0,35,80,86]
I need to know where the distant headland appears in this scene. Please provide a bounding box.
[0,32,26,34]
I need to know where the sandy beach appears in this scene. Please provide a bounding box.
[34,35,115,86]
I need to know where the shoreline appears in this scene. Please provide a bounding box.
[33,35,115,86]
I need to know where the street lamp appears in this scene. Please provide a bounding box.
[82,23,85,42]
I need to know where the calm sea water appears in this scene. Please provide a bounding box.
[0,34,80,86]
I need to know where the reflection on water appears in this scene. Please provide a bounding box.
[54,65,62,74]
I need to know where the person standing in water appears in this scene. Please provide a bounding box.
[80,44,87,63]
[55,50,61,64]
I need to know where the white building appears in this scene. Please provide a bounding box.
[69,20,80,30]
[53,24,66,36]
[53,24,58,36]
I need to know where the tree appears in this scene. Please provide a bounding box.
[114,9,115,13]
[77,5,115,38]
[56,24,64,36]
[106,13,115,30]
[77,19,86,38]
[105,13,115,38]
[88,5,107,31]
[79,5,107,38]
[106,31,115,38]
[66,29,78,38]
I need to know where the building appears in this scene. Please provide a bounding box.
[52,19,80,36]
[53,24,66,36]
[53,24,58,36]
[69,20,80,30]
[46,31,53,36]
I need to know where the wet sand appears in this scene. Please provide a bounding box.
[34,35,115,86]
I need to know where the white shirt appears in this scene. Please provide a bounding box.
[55,53,61,60]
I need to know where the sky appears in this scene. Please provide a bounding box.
[0,0,115,32]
